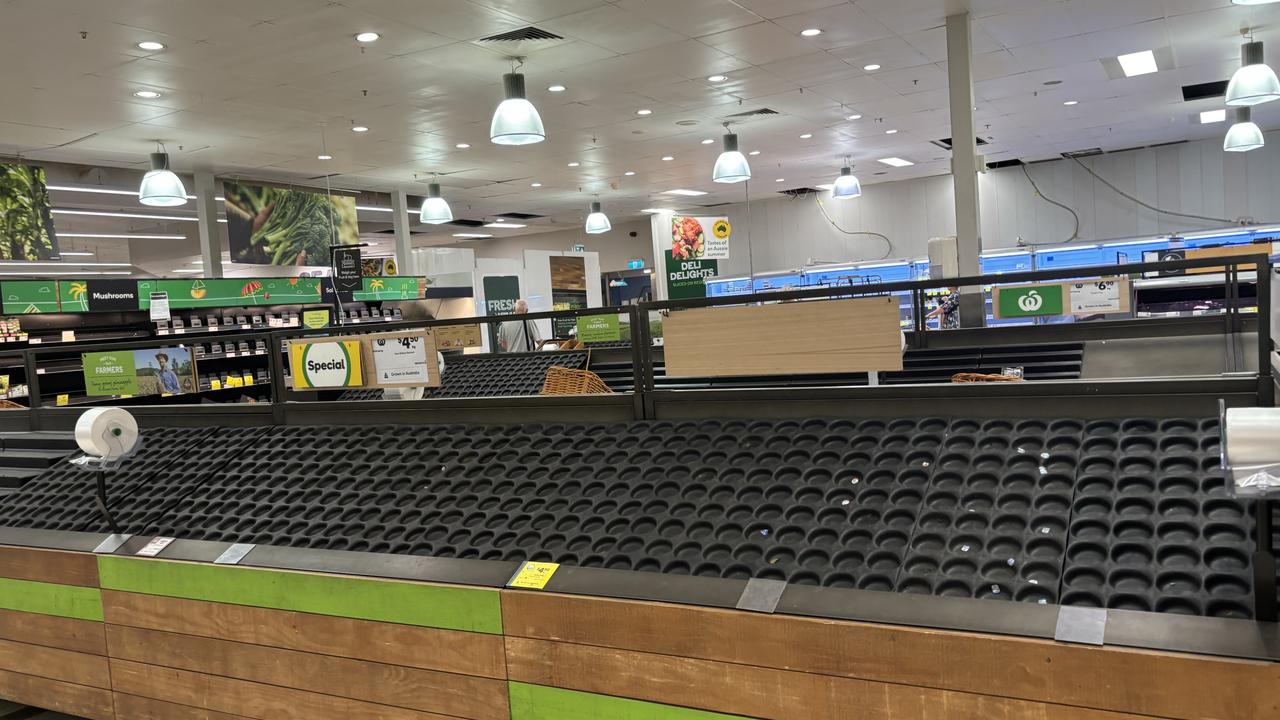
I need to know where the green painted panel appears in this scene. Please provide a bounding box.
[508,683,753,720]
[0,577,103,621]
[97,556,501,634]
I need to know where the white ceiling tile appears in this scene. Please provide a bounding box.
[770,4,897,50]
[612,0,761,38]
[979,1,1080,48]
[698,22,817,66]
[734,0,845,20]
[540,5,673,54]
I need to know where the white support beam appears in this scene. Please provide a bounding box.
[390,189,413,272]
[946,12,983,327]
[193,170,222,278]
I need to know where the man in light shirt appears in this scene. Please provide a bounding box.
[498,299,542,352]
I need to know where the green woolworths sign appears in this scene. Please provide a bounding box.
[996,284,1065,318]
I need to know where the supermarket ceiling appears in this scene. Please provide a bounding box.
[3,0,1280,239]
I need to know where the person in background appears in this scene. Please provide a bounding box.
[926,288,961,330]
[498,299,543,352]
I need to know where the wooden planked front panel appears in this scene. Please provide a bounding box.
[0,637,110,688]
[508,682,749,720]
[114,693,257,720]
[662,297,904,377]
[106,625,509,720]
[0,667,114,720]
[0,577,103,621]
[0,607,106,655]
[102,590,504,678]
[506,637,1163,720]
[0,545,99,587]
[111,659,467,720]
[502,592,1278,720]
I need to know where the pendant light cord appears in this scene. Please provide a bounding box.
[1020,164,1080,243]
[813,197,893,260]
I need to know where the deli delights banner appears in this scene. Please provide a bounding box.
[667,216,730,300]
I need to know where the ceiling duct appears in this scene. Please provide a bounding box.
[932,136,991,150]
[497,211,545,220]
[1182,79,1230,102]
[1060,148,1104,159]
[724,108,781,118]
[778,187,821,197]
[477,27,564,43]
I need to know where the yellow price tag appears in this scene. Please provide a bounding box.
[55,394,68,407]
[508,561,560,590]
[119,394,132,399]
[211,379,222,390]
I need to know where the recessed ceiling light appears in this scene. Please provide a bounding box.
[59,232,186,240]
[548,84,566,92]
[662,155,675,161]
[775,178,785,182]
[863,64,881,71]
[1117,49,1159,77]
[801,28,822,37]
[455,142,471,149]
[748,150,760,156]
[132,90,162,99]
[877,157,914,167]
[707,74,728,82]
[800,133,813,139]
[484,222,526,228]
[663,189,708,196]
[701,138,715,145]
[885,129,898,134]
[52,209,197,221]
[531,182,543,187]
[567,161,580,167]
[1232,0,1280,4]
[636,108,653,116]
[1063,100,1079,106]
[355,32,380,43]
[624,171,636,176]
[848,114,862,120]
[136,41,165,51]
[57,252,95,257]
[172,268,203,274]
[317,154,333,160]
[452,233,493,238]
[351,125,369,132]
[1200,109,1227,124]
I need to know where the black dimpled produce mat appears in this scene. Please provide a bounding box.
[422,351,589,398]
[0,416,1263,618]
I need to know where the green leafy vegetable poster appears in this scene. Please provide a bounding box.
[0,164,60,262]
[223,180,358,267]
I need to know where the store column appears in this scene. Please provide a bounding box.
[194,170,222,278]
[390,189,413,272]
[946,12,983,327]
[649,210,673,300]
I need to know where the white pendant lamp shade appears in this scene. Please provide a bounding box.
[1227,42,1280,107]
[712,132,751,183]
[831,166,862,199]
[138,152,188,207]
[584,201,611,234]
[1224,107,1265,152]
[419,183,453,224]
[490,73,545,145]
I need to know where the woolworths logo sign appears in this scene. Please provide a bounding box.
[997,284,1064,318]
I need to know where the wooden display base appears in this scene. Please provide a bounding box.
[0,543,1274,719]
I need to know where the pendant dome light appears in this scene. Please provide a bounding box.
[419,179,453,224]
[490,58,545,145]
[831,159,862,199]
[712,125,751,183]
[1224,107,1265,152]
[584,201,611,234]
[138,143,187,207]
[1226,38,1280,107]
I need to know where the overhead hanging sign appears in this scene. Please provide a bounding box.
[288,339,364,389]
[332,246,362,292]
[59,279,139,313]
[0,163,60,262]
[672,216,730,260]
[223,180,358,266]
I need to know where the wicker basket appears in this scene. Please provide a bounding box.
[951,372,1024,384]
[0,399,24,410]
[541,366,613,395]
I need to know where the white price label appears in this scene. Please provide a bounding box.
[371,334,431,385]
[1070,280,1123,314]
[149,292,171,322]
[136,536,175,557]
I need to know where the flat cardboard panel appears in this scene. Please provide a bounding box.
[0,636,110,688]
[102,590,504,678]
[115,693,253,720]
[0,608,106,655]
[97,557,503,634]
[109,659,458,720]
[106,625,509,720]
[0,667,114,720]
[501,592,1277,720]
[1186,245,1271,274]
[506,639,1156,720]
[663,297,904,377]
[0,545,99,586]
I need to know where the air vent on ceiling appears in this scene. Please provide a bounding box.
[1182,80,1229,102]
[725,107,780,118]
[1061,148,1103,159]
[986,159,1024,169]
[478,26,564,43]
[699,202,731,208]
[498,212,545,220]
[447,219,486,228]
[931,136,990,150]
[778,187,821,197]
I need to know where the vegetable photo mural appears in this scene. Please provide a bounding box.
[223,181,358,266]
[0,164,60,261]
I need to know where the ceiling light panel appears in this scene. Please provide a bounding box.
[663,189,708,196]
[1117,50,1159,77]
[877,157,914,167]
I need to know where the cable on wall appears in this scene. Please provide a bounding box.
[813,197,893,260]
[1020,164,1080,244]
[1068,156,1254,226]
